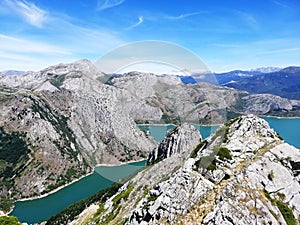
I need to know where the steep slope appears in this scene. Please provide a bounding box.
[0,60,157,202]
[147,123,201,165]
[70,115,300,225]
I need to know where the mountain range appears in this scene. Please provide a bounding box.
[0,60,300,225]
[178,66,300,100]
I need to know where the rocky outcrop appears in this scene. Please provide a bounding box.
[71,115,300,225]
[147,123,201,165]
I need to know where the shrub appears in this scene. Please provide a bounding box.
[190,140,207,158]
[0,216,22,225]
[217,147,232,160]
[275,200,296,225]
[194,155,217,171]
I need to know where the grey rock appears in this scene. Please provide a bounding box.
[147,123,201,165]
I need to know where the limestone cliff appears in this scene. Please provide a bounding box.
[147,123,201,165]
[0,60,157,200]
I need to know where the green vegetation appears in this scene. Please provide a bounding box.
[0,127,29,170]
[276,200,296,225]
[147,195,159,202]
[112,184,134,207]
[161,114,181,125]
[90,184,134,224]
[194,155,217,171]
[190,140,207,158]
[0,127,29,207]
[217,147,232,160]
[268,170,275,181]
[193,145,232,171]
[43,167,85,194]
[46,183,122,225]
[29,96,85,164]
[50,74,66,88]
[223,117,240,143]
[0,216,22,225]
[103,75,115,85]
[263,189,272,201]
[263,189,296,225]
[0,197,13,212]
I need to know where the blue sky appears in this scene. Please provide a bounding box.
[0,0,299,72]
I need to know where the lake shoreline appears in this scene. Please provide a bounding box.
[94,158,147,167]
[260,115,300,119]
[11,158,147,205]
[14,171,94,203]
[138,123,222,127]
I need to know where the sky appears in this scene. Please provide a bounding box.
[0,0,300,72]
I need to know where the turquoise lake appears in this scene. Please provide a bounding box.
[138,124,219,142]
[10,160,146,224]
[10,118,300,224]
[262,117,300,148]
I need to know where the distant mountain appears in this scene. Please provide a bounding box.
[176,67,300,100]
[173,67,281,85]
[2,70,26,76]
[177,75,197,84]
[225,66,300,100]
[250,67,281,73]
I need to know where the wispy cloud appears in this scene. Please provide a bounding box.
[97,0,125,11]
[272,0,291,9]
[3,0,47,27]
[126,16,143,30]
[165,12,202,20]
[0,34,70,54]
[0,34,75,70]
[235,11,258,30]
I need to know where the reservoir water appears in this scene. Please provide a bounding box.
[11,118,300,224]
[138,124,219,142]
[262,117,300,148]
[10,160,146,224]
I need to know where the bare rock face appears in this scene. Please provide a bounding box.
[147,123,201,165]
[73,115,300,225]
[0,60,157,200]
[106,72,300,124]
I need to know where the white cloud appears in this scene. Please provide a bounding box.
[0,34,74,70]
[126,16,143,30]
[3,0,47,27]
[236,11,258,30]
[165,12,202,20]
[0,34,70,55]
[97,0,125,10]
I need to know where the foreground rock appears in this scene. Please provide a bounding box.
[69,115,300,225]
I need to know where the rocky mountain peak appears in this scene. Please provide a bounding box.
[226,114,280,155]
[0,59,104,90]
[147,123,201,165]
